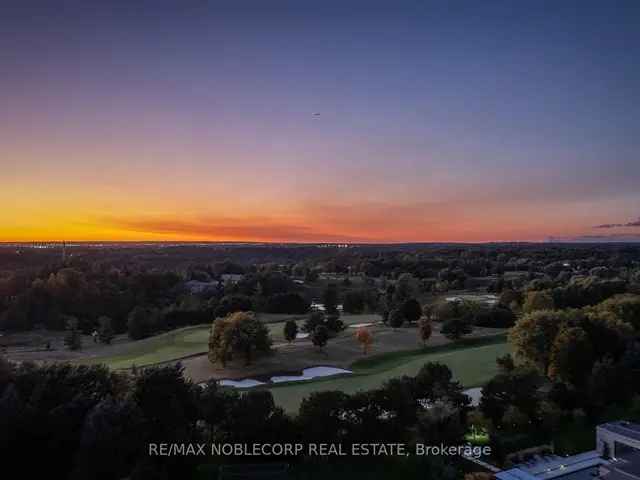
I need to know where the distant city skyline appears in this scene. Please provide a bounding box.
[2,1,639,243]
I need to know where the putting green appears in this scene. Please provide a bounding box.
[268,337,510,413]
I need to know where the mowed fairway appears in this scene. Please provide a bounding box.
[268,337,510,413]
[78,325,211,370]
[76,314,376,370]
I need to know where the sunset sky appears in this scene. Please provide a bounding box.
[2,1,639,243]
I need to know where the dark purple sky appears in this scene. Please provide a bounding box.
[2,1,639,242]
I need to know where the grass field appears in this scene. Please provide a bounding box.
[77,314,379,369]
[268,335,510,413]
[78,325,212,369]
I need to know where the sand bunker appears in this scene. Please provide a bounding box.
[270,366,352,384]
[464,387,482,406]
[216,366,353,389]
[218,378,265,388]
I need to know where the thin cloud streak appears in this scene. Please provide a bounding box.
[593,217,640,229]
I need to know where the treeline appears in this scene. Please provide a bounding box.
[0,267,184,333]
[0,359,472,480]
[2,245,639,341]
[474,293,640,459]
[0,264,314,340]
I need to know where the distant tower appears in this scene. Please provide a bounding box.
[62,241,67,264]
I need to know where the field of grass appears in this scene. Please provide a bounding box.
[78,314,379,369]
[78,325,211,369]
[268,335,510,413]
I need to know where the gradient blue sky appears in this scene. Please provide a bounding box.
[2,1,639,242]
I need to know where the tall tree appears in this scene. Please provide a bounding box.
[547,326,594,386]
[97,316,114,344]
[321,283,340,315]
[388,308,405,329]
[283,319,298,343]
[509,310,565,373]
[401,298,422,323]
[208,312,272,366]
[311,325,329,351]
[393,273,416,305]
[418,316,432,346]
[440,316,472,340]
[64,316,82,351]
[523,290,555,313]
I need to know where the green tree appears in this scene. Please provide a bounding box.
[440,316,472,340]
[64,316,82,351]
[548,326,594,386]
[523,289,555,313]
[321,283,339,315]
[499,289,522,309]
[417,316,432,346]
[283,319,298,343]
[593,294,640,331]
[298,391,349,444]
[265,293,310,314]
[198,380,240,441]
[97,316,115,344]
[303,310,325,333]
[132,364,199,447]
[377,296,391,324]
[71,397,143,480]
[311,325,329,351]
[401,298,422,323]
[127,306,157,340]
[496,353,515,373]
[502,406,529,432]
[325,313,344,334]
[208,312,272,366]
[388,308,405,329]
[537,400,564,434]
[509,310,566,373]
[479,366,541,426]
[413,362,467,407]
[418,399,465,445]
[214,294,253,318]
[393,273,416,305]
[342,290,365,314]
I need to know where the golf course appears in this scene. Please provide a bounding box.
[75,314,381,370]
[268,335,510,412]
[64,313,510,414]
